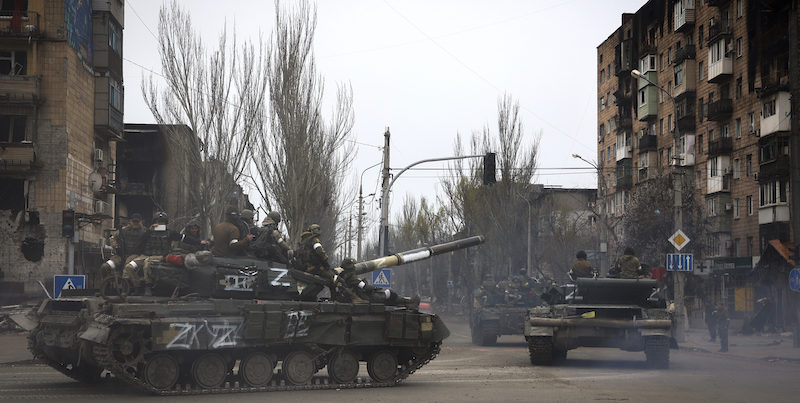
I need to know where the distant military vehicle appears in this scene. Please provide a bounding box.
[471,278,542,346]
[525,277,673,368]
[13,236,484,394]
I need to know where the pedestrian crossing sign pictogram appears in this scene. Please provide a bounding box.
[373,269,392,286]
[54,275,85,299]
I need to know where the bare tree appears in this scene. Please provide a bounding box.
[254,0,355,248]
[142,0,268,231]
[441,94,540,295]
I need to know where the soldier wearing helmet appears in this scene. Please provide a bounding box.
[212,205,254,257]
[240,209,256,230]
[124,211,208,295]
[333,258,420,309]
[250,210,292,263]
[296,224,334,280]
[569,250,594,281]
[173,219,207,253]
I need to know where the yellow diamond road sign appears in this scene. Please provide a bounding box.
[669,229,690,251]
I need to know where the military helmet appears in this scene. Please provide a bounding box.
[577,250,587,259]
[309,224,322,236]
[153,211,169,224]
[341,258,356,270]
[519,268,527,274]
[241,209,254,220]
[186,219,201,229]
[268,211,281,223]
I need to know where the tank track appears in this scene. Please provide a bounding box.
[644,335,669,369]
[27,331,104,383]
[92,342,441,395]
[527,336,553,366]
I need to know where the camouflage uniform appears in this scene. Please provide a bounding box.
[296,224,334,280]
[610,248,642,279]
[334,258,419,308]
[250,212,292,263]
[173,220,206,254]
[99,216,145,281]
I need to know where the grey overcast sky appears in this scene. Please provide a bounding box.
[123,0,646,236]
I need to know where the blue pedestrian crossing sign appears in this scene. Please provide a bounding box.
[54,275,85,298]
[666,253,693,272]
[373,269,392,286]
[790,268,800,292]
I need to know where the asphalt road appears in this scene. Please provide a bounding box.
[2,313,799,402]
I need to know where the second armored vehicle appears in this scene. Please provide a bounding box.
[524,277,673,368]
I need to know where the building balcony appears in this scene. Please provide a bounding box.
[708,19,733,43]
[637,167,655,182]
[707,213,732,233]
[674,8,695,33]
[118,147,162,162]
[707,99,733,121]
[760,92,791,136]
[674,45,696,64]
[0,75,41,105]
[708,137,733,156]
[759,222,790,244]
[115,182,152,196]
[639,135,658,151]
[613,89,633,106]
[758,157,790,181]
[0,141,38,173]
[708,57,733,83]
[707,0,731,6]
[0,11,42,38]
[707,174,730,194]
[758,204,790,225]
[677,114,695,132]
[614,39,634,77]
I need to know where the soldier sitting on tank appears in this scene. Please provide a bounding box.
[249,211,293,264]
[295,224,336,281]
[504,277,523,304]
[99,213,146,282]
[172,219,208,253]
[212,206,254,257]
[608,246,645,279]
[123,212,208,296]
[569,250,595,281]
[333,258,420,309]
[476,274,499,306]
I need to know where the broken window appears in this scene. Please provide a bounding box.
[0,50,26,75]
[0,114,26,142]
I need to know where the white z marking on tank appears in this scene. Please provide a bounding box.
[207,322,243,348]
[270,267,290,287]
[166,323,204,349]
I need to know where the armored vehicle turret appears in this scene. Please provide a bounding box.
[14,236,484,394]
[525,277,674,368]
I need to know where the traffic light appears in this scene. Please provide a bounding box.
[790,245,800,265]
[483,152,496,186]
[61,209,75,237]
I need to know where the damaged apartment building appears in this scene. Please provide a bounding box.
[598,0,799,330]
[0,0,126,304]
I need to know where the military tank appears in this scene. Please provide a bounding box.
[524,277,674,368]
[12,236,484,395]
[471,285,542,346]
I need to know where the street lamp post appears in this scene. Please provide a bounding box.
[358,161,382,260]
[631,69,686,342]
[572,153,608,276]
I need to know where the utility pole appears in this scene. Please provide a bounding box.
[380,128,391,256]
[358,184,364,260]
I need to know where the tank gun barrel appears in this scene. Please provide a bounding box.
[354,235,485,275]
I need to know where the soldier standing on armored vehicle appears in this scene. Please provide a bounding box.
[124,212,208,295]
[569,250,594,280]
[476,274,498,306]
[335,258,420,308]
[99,213,145,282]
[250,211,292,263]
[212,205,254,257]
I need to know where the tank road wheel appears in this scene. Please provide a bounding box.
[240,352,275,387]
[528,336,554,366]
[327,350,359,384]
[192,353,228,389]
[644,335,670,369]
[471,321,498,346]
[109,327,150,374]
[282,350,316,385]
[143,353,180,390]
[367,350,398,382]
